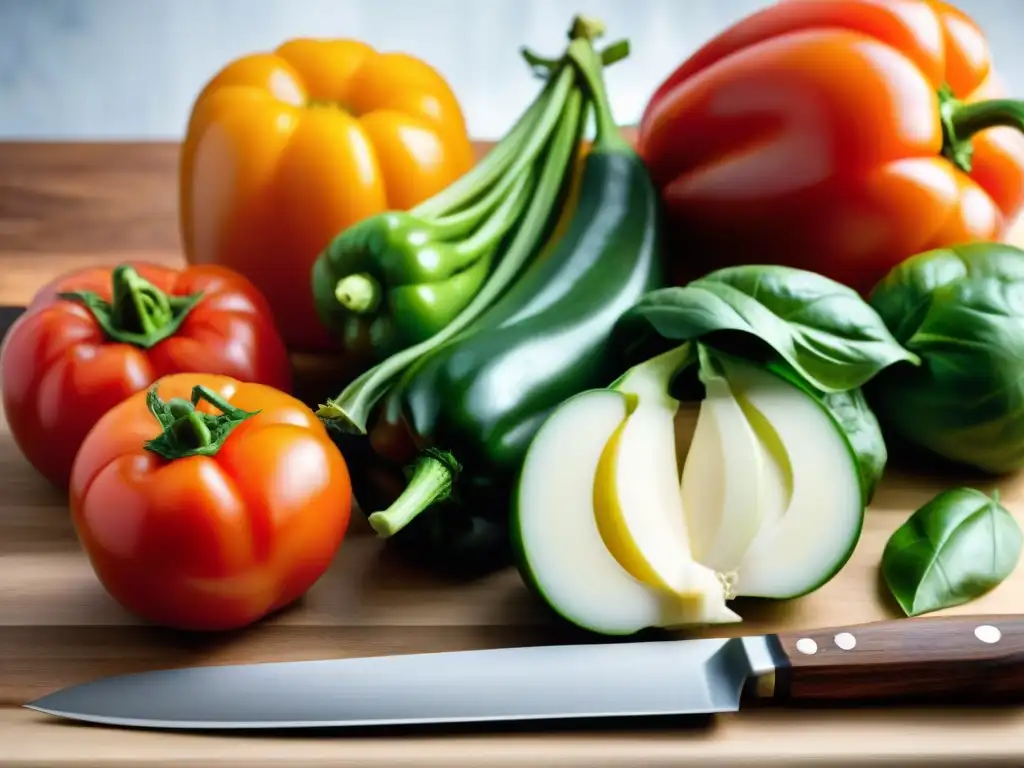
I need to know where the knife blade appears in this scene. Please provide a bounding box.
[24,614,1024,730]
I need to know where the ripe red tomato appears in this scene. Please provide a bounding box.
[1,261,292,489]
[69,373,352,632]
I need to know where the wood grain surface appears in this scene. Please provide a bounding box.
[772,615,1024,704]
[3,141,1024,766]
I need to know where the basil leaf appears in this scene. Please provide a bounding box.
[867,243,1024,475]
[760,358,887,504]
[881,487,1022,617]
[817,388,887,505]
[868,241,1024,346]
[615,265,919,393]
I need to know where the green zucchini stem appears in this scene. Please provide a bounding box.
[368,448,462,537]
[317,77,588,435]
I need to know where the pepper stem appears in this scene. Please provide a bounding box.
[58,264,203,349]
[367,448,462,537]
[143,383,261,461]
[335,272,382,314]
[941,85,1024,173]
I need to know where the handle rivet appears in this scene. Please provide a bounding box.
[795,638,818,655]
[974,625,1002,644]
[834,632,857,651]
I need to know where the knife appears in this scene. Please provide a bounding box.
[24,615,1024,731]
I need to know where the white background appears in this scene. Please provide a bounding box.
[2,0,1024,141]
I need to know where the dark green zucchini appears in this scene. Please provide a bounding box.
[352,34,667,577]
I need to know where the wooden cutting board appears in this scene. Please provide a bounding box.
[4,142,1024,767]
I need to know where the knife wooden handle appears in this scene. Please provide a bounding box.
[765,615,1024,705]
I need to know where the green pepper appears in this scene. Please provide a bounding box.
[310,63,573,365]
[310,166,534,364]
[323,25,666,577]
[317,41,600,434]
[311,21,632,369]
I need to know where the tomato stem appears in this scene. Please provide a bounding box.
[366,448,462,537]
[57,265,204,349]
[144,384,260,460]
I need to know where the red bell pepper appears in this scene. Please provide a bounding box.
[638,0,1024,294]
[0,262,292,489]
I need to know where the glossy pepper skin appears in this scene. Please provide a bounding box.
[638,0,1024,296]
[0,262,291,490]
[310,203,515,366]
[309,58,570,367]
[179,38,476,352]
[354,141,665,578]
[69,373,352,632]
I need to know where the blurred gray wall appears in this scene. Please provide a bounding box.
[3,0,1024,140]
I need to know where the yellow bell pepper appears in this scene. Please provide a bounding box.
[179,38,476,352]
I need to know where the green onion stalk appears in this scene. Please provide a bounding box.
[317,15,629,435]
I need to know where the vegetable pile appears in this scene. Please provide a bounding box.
[309,36,602,364]
[315,16,663,578]
[4,1,1024,637]
[515,254,1024,634]
[1,263,292,489]
[178,37,476,353]
[514,268,904,634]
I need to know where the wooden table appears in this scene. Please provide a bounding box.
[4,142,1024,766]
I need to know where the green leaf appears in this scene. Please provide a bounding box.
[817,388,887,505]
[868,241,1024,346]
[867,243,1024,474]
[881,487,1022,617]
[615,265,919,394]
